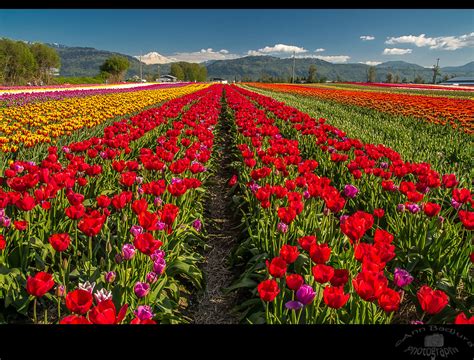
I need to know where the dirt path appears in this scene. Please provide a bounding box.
[191,97,239,324]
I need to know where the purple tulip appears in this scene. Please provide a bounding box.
[339,214,349,224]
[146,272,158,284]
[134,305,154,321]
[343,184,359,198]
[277,222,288,233]
[192,219,202,232]
[296,284,316,305]
[153,257,167,275]
[105,271,116,283]
[451,198,461,210]
[154,197,163,207]
[303,190,310,199]
[380,162,388,169]
[285,300,304,310]
[393,268,414,288]
[411,320,424,325]
[130,225,143,237]
[406,203,421,214]
[249,182,260,193]
[156,221,166,231]
[122,243,136,260]
[134,282,150,298]
[396,204,406,212]
[150,249,165,261]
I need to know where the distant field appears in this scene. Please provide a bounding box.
[242,84,474,180]
[301,82,474,99]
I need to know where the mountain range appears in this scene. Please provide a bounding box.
[49,44,474,83]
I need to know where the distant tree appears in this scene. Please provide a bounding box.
[414,74,425,84]
[441,74,450,82]
[336,74,342,82]
[307,64,317,83]
[385,72,394,83]
[393,74,400,83]
[402,77,408,83]
[432,60,441,84]
[170,63,185,80]
[367,66,376,82]
[29,43,60,85]
[319,76,327,83]
[0,38,37,85]
[100,55,130,82]
[197,66,207,82]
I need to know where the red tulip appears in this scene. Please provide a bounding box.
[60,315,92,324]
[340,211,374,244]
[330,269,349,287]
[65,204,86,220]
[228,175,238,187]
[352,270,388,302]
[417,285,449,315]
[120,172,137,187]
[26,272,55,297]
[0,234,5,250]
[323,286,350,309]
[257,279,280,302]
[134,232,162,256]
[312,264,335,284]
[266,257,287,278]
[96,195,111,208]
[423,202,441,217]
[130,317,157,324]
[88,300,128,324]
[454,312,474,324]
[309,243,331,264]
[13,220,28,231]
[298,235,317,252]
[377,288,401,312]
[49,233,71,252]
[459,210,474,230]
[285,274,304,291]
[65,289,93,314]
[78,210,106,237]
[279,244,299,264]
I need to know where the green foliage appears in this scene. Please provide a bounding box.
[367,66,376,83]
[171,62,207,81]
[100,55,130,82]
[307,64,317,83]
[30,43,61,85]
[0,38,37,85]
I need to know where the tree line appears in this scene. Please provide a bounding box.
[0,38,61,85]
[170,62,207,82]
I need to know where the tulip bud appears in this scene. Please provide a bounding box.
[105,271,116,283]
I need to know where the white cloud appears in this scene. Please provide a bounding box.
[171,48,239,63]
[385,32,474,51]
[247,43,307,56]
[315,48,325,52]
[383,48,413,55]
[359,61,382,66]
[360,35,375,41]
[314,55,350,63]
[294,54,351,63]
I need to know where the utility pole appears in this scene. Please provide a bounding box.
[432,58,440,84]
[291,51,296,83]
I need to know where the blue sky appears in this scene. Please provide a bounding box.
[0,9,473,67]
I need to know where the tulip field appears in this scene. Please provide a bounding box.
[0,81,472,325]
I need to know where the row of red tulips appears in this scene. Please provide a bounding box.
[224,84,472,324]
[0,84,224,323]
